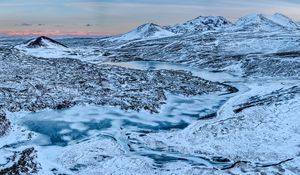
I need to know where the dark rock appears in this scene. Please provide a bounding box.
[0,148,40,175]
[0,112,10,136]
[211,156,231,163]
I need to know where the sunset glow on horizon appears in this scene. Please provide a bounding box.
[2,31,115,37]
[1,0,300,37]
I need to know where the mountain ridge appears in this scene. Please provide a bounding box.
[165,16,232,34]
[105,13,299,43]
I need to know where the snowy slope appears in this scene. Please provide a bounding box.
[166,16,232,34]
[110,23,175,41]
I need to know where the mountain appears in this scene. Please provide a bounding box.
[14,36,105,61]
[110,23,175,41]
[24,36,68,49]
[14,36,71,58]
[166,16,232,34]
[105,13,298,44]
[267,13,299,30]
[232,13,300,32]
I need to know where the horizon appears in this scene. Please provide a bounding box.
[1,0,300,36]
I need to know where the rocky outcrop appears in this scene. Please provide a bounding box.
[0,111,10,137]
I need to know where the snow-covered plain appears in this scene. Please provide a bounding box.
[1,13,300,174]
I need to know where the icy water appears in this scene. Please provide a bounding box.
[19,92,232,147]
[12,61,248,169]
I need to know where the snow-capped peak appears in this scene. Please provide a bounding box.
[110,23,175,41]
[24,36,68,49]
[267,13,299,30]
[14,36,72,58]
[233,13,299,32]
[166,16,232,34]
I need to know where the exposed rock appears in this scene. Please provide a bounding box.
[0,148,40,175]
[0,111,10,137]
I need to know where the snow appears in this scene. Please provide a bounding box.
[11,76,296,174]
[110,23,175,42]
[127,80,300,173]
[15,44,106,61]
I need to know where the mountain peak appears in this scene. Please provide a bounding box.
[138,23,159,28]
[110,23,175,41]
[167,15,232,34]
[193,16,231,23]
[25,36,68,48]
[267,13,299,30]
[135,23,164,33]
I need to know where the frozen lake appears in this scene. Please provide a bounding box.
[9,61,249,170]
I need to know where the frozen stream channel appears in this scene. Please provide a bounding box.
[8,61,249,171]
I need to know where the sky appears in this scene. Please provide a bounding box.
[1,0,300,36]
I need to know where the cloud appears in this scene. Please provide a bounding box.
[21,23,32,26]
[18,23,46,27]
[86,24,93,27]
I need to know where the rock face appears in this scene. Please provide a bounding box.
[166,16,232,34]
[24,36,68,48]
